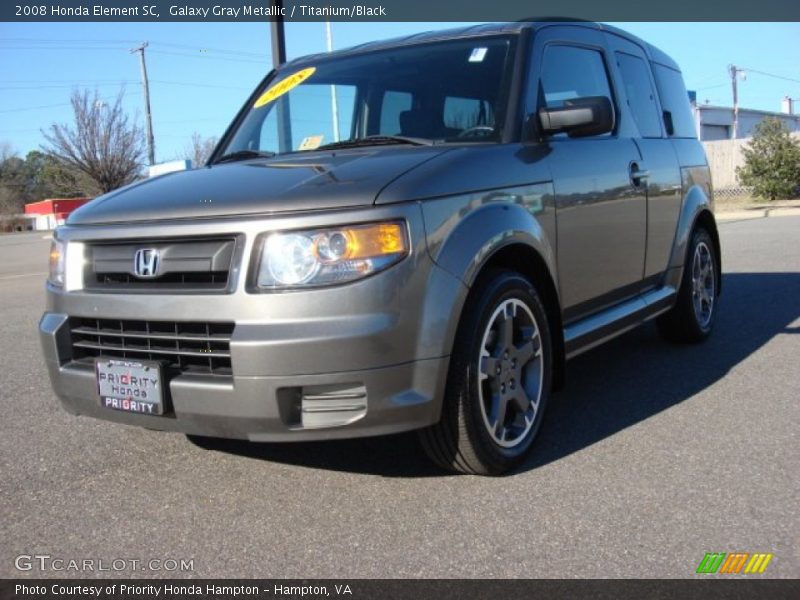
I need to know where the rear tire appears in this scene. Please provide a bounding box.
[657,227,719,343]
[419,270,552,475]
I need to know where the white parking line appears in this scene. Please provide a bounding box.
[0,272,47,281]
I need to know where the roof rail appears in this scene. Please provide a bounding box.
[516,16,594,23]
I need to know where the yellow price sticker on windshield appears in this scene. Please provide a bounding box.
[254,67,316,108]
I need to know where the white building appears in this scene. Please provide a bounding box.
[691,99,800,141]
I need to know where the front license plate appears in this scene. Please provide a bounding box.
[96,359,163,415]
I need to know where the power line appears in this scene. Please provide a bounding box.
[0,46,131,51]
[0,80,248,91]
[0,46,267,64]
[736,67,800,85]
[0,37,265,59]
[0,92,132,114]
[694,82,728,91]
[149,80,251,91]
[0,37,141,43]
[0,128,45,133]
[157,118,223,125]
[150,41,264,58]
[0,81,248,113]
[1,79,143,84]
[0,82,138,90]
[147,49,266,64]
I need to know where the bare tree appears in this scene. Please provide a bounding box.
[0,142,15,163]
[42,89,145,194]
[184,132,218,167]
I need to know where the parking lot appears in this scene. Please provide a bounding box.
[1,215,798,579]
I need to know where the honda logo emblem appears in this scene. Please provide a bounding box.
[134,248,160,278]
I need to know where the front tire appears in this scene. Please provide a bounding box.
[419,270,552,475]
[657,227,719,343]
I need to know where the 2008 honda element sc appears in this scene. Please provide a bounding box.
[40,21,720,474]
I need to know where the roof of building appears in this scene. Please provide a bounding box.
[694,104,800,120]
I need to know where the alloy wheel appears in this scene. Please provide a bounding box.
[477,298,544,448]
[691,241,715,328]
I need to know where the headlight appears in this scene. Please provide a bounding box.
[48,238,66,287]
[256,221,409,289]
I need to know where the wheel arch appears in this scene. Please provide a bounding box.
[669,172,721,296]
[423,196,564,393]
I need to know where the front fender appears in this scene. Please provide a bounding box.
[421,183,558,289]
[415,185,558,391]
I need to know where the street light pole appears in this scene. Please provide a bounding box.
[131,42,155,166]
[325,21,341,142]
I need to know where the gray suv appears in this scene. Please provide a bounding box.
[40,21,720,475]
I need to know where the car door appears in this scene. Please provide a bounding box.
[528,26,647,321]
[604,33,684,280]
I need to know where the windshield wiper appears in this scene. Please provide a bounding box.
[315,135,435,151]
[213,149,276,164]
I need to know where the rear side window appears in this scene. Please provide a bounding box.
[615,52,662,138]
[652,63,696,138]
[540,45,614,109]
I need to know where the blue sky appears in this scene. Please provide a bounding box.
[1,21,798,161]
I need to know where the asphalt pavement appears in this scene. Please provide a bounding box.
[0,217,798,579]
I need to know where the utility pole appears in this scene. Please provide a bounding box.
[270,0,292,153]
[325,21,340,142]
[270,0,286,66]
[131,42,155,166]
[729,64,745,140]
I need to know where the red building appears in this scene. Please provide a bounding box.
[24,198,91,230]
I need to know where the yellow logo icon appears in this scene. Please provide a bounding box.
[254,67,316,108]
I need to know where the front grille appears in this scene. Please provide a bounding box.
[92,271,229,288]
[84,237,236,292]
[69,318,234,376]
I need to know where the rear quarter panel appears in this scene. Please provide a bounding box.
[669,139,715,271]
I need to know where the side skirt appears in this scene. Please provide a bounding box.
[563,285,677,360]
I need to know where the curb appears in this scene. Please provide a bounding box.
[716,207,800,222]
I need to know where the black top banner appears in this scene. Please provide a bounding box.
[3,0,800,22]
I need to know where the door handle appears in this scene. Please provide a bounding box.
[629,163,650,186]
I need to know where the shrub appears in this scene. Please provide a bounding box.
[737,118,800,201]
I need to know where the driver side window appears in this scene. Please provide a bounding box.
[539,45,615,136]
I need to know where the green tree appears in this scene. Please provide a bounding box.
[737,118,800,201]
[27,151,99,198]
[0,143,27,215]
[0,145,99,216]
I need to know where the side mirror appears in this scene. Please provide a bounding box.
[537,96,614,138]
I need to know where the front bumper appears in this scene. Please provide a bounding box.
[40,311,447,440]
[39,205,468,441]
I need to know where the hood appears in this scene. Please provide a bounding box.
[68,146,449,225]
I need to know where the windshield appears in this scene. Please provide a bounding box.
[220,36,517,157]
